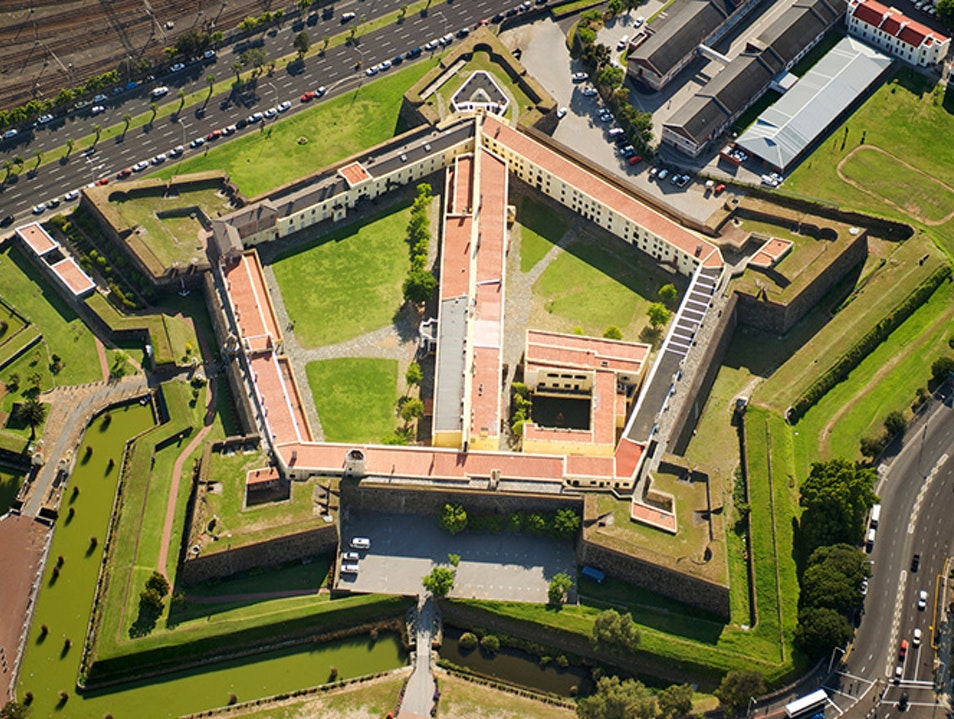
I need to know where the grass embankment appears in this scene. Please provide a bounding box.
[785,67,954,252]
[517,195,568,273]
[306,358,399,443]
[426,50,535,123]
[271,202,412,348]
[84,291,199,367]
[154,58,439,197]
[436,672,578,719]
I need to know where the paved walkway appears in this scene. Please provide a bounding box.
[398,594,437,719]
[22,375,150,518]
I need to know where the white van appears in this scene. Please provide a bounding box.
[351,537,371,550]
[341,562,360,574]
[866,527,876,549]
[869,503,881,528]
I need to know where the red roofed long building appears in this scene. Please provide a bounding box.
[847,0,950,66]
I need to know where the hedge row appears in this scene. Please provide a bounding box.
[788,264,952,421]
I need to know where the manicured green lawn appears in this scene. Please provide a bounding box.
[0,243,100,386]
[154,59,439,197]
[531,233,684,340]
[272,203,411,348]
[784,67,954,249]
[306,358,398,443]
[517,196,568,272]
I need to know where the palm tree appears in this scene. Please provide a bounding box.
[2,159,12,183]
[206,74,216,98]
[65,138,74,158]
[12,155,24,173]
[121,113,132,139]
[176,89,186,114]
[19,397,47,440]
[148,102,158,126]
[91,124,102,147]
[231,61,243,82]
[322,35,330,54]
[33,150,42,171]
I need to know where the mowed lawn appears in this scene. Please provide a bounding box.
[517,196,568,272]
[306,358,398,443]
[271,203,411,347]
[785,68,954,240]
[531,233,683,339]
[154,59,439,197]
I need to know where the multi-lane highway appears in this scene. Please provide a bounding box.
[828,386,954,719]
[0,0,535,221]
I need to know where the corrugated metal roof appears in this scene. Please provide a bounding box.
[735,36,892,170]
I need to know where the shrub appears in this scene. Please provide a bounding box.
[459,632,478,650]
[479,634,500,653]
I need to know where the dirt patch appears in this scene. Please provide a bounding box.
[0,513,49,698]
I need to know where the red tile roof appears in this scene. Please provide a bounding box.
[851,0,950,46]
[338,161,372,187]
[224,251,282,348]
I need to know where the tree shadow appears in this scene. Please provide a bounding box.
[128,599,161,638]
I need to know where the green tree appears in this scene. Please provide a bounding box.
[139,586,164,612]
[405,361,423,388]
[551,508,581,538]
[795,606,853,658]
[176,88,186,114]
[591,609,640,652]
[231,61,244,81]
[2,160,12,183]
[658,684,694,719]
[439,503,468,534]
[121,112,132,138]
[65,138,74,158]
[146,571,170,598]
[548,572,573,605]
[479,634,500,653]
[938,0,954,29]
[91,124,102,146]
[658,283,678,305]
[422,566,455,596]
[646,302,671,329]
[148,102,158,126]
[18,397,47,440]
[596,64,624,89]
[935,355,954,383]
[33,149,42,171]
[715,670,765,715]
[602,325,623,340]
[859,434,885,460]
[884,410,907,438]
[459,631,477,649]
[322,35,330,53]
[403,267,436,304]
[578,676,657,719]
[293,30,312,59]
[240,47,269,77]
[799,458,878,553]
[0,701,29,719]
[799,543,869,614]
[399,397,424,423]
[299,0,312,9]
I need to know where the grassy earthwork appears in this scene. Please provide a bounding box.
[435,672,577,719]
[306,358,400,443]
[154,57,440,197]
[425,50,536,124]
[271,201,412,348]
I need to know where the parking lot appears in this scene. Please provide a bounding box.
[504,18,727,224]
[338,510,577,602]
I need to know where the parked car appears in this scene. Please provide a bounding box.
[264,107,278,119]
[116,168,132,179]
[351,537,371,550]
[405,47,422,59]
[170,62,186,73]
[32,203,47,214]
[95,177,110,186]
[557,107,567,119]
[64,189,80,201]
[151,86,170,98]
[0,215,14,227]
[341,551,360,561]
[616,35,629,51]
[572,72,588,82]
[151,153,167,165]
[169,145,184,157]
[277,100,292,112]
[3,129,19,140]
[190,137,205,148]
[38,113,54,124]
[133,161,149,171]
[301,90,318,102]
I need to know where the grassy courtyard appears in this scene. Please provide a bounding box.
[306,358,399,443]
[154,58,439,197]
[784,67,954,250]
[271,202,412,348]
[531,231,685,340]
[517,196,569,272]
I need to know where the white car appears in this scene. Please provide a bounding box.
[170,62,186,73]
[918,589,928,610]
[616,35,629,51]
[249,112,264,123]
[341,562,360,574]
[190,137,205,148]
[90,105,106,115]
[151,153,167,165]
[572,71,588,82]
[634,16,645,26]
[341,551,360,561]
[350,537,371,550]
[38,113,54,125]
[366,66,378,76]
[341,11,356,20]
[132,161,149,172]
[32,203,46,214]
[169,145,184,157]
[582,87,598,97]
[64,189,80,201]
[3,129,19,140]
[913,628,922,646]
[277,100,292,112]
[316,86,327,96]
[380,59,392,70]
[264,107,278,119]
[557,107,567,119]
[151,86,170,98]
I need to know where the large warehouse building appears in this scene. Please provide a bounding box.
[734,35,893,172]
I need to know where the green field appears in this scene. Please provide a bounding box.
[0,463,25,513]
[306,358,399,443]
[228,674,409,719]
[785,68,954,249]
[517,196,568,273]
[154,59,439,197]
[531,232,684,340]
[272,203,411,348]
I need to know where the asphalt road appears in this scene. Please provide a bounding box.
[830,386,954,719]
[0,0,535,221]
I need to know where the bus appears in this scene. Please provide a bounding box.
[785,689,828,719]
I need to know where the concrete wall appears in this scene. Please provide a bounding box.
[577,539,730,619]
[179,523,339,585]
[670,294,739,455]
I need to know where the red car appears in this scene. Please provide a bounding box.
[95,176,110,186]
[714,183,726,196]
[116,168,132,179]
[205,129,222,141]
[627,154,642,166]
[300,90,317,102]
